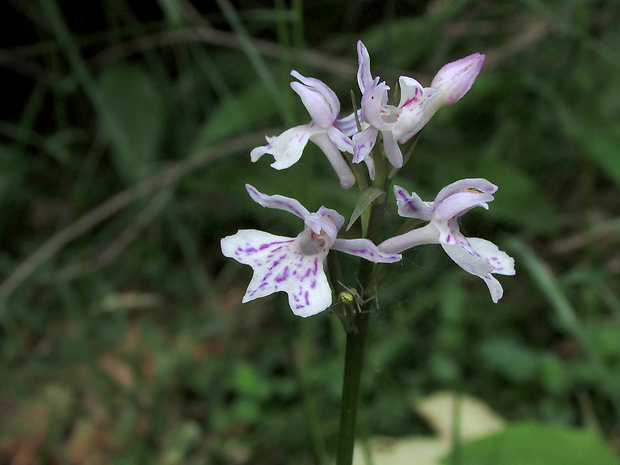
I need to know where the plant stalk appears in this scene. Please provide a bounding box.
[336,311,370,465]
[335,187,388,464]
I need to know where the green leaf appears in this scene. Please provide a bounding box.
[441,422,619,465]
[346,187,384,233]
[98,64,164,184]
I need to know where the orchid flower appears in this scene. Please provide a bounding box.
[378,179,515,302]
[250,71,357,189]
[354,41,485,169]
[221,185,402,317]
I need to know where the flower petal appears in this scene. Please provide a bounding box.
[468,238,516,276]
[333,238,402,263]
[304,206,344,244]
[397,76,425,109]
[221,229,332,317]
[291,71,338,105]
[382,131,403,168]
[352,126,378,164]
[361,154,376,180]
[360,80,390,129]
[434,178,498,204]
[335,111,361,137]
[291,75,340,127]
[441,241,494,277]
[433,191,495,221]
[245,184,310,220]
[250,124,322,169]
[352,126,378,179]
[394,185,434,220]
[481,274,504,303]
[393,82,440,143]
[357,40,373,91]
[441,237,512,303]
[327,126,355,154]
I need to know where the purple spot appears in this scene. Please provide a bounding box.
[446,234,451,243]
[304,291,310,305]
[275,266,290,283]
[258,239,293,251]
[312,259,318,275]
[296,304,304,310]
[311,280,317,288]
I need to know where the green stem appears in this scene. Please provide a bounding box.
[336,311,370,465]
[336,197,386,464]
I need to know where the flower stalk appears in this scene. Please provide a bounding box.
[220,39,513,465]
[336,193,387,465]
[336,310,370,465]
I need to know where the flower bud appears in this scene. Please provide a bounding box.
[430,53,485,106]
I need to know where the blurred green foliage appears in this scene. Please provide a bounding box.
[0,0,619,464]
[442,422,619,465]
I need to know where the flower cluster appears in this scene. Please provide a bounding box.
[222,40,514,316]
